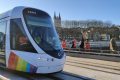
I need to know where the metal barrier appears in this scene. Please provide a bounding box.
[64,48,120,57]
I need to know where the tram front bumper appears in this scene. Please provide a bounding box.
[36,64,64,73]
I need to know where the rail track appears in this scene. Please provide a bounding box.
[66,57,120,75]
[0,67,94,80]
[1,50,120,80]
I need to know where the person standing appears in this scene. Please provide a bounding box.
[61,39,66,49]
[80,36,84,49]
[110,36,118,53]
[84,39,90,50]
[71,38,76,48]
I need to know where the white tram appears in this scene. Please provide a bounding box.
[0,6,66,73]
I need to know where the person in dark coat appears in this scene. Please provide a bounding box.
[80,36,84,49]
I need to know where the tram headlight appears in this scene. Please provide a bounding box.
[37,57,48,61]
[37,57,54,62]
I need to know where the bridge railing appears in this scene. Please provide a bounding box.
[64,48,120,57]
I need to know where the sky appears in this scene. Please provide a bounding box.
[0,0,120,25]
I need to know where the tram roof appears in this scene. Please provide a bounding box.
[0,6,50,20]
[0,6,27,19]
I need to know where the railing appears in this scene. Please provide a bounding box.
[66,41,120,51]
[64,48,120,57]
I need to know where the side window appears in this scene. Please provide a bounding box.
[0,21,6,53]
[10,18,37,53]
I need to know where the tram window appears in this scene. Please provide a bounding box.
[10,18,37,53]
[0,21,6,53]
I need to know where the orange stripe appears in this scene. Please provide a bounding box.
[8,52,16,69]
[14,54,19,69]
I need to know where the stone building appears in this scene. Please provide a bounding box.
[54,12,61,28]
[54,12,62,39]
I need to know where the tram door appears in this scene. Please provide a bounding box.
[0,21,7,66]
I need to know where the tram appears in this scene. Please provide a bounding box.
[0,6,66,73]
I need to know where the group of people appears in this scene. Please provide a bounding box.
[61,31,118,54]
[61,30,90,50]
[61,37,90,50]
[79,38,90,50]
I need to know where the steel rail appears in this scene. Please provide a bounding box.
[0,67,94,80]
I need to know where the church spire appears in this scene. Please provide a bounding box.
[54,12,56,19]
[59,12,61,19]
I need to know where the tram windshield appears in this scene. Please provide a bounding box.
[24,13,61,52]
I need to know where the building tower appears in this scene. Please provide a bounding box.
[54,12,62,39]
[54,12,61,28]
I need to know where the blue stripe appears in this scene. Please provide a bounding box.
[26,64,30,72]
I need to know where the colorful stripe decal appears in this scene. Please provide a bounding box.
[8,52,37,73]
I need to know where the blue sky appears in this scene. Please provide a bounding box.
[0,0,120,25]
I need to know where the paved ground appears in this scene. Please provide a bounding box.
[0,69,54,80]
[0,69,27,80]
[0,56,120,80]
[64,56,120,80]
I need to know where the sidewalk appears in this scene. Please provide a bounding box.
[64,56,120,80]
